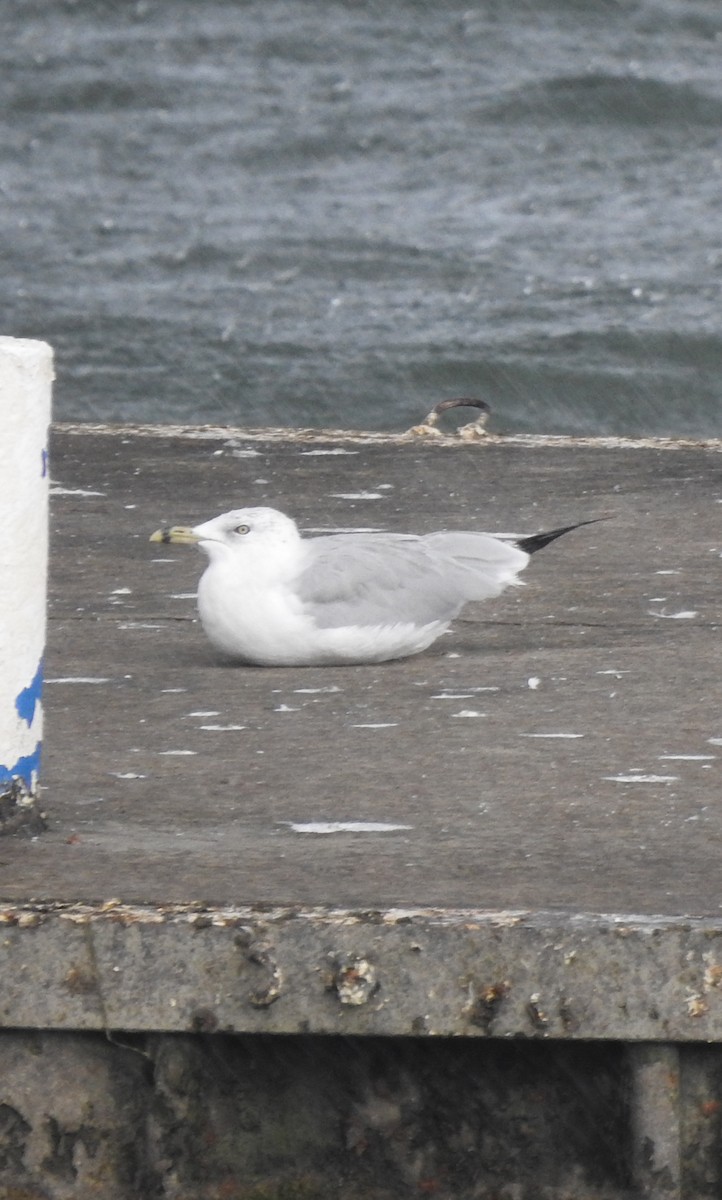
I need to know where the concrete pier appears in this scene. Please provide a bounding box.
[0,423,720,1199]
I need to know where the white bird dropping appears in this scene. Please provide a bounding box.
[0,338,53,810]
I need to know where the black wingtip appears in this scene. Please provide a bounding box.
[516,516,611,556]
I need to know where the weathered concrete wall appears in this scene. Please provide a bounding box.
[6,902,722,1044]
[0,1029,637,1200]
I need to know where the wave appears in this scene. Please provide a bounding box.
[8,77,179,114]
[484,73,722,128]
[35,304,722,437]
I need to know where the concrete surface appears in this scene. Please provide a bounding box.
[7,424,721,915]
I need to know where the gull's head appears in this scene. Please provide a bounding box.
[150,506,301,563]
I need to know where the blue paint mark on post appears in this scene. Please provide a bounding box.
[0,743,42,788]
[15,659,44,727]
[41,447,49,477]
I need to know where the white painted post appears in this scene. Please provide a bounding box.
[0,338,53,830]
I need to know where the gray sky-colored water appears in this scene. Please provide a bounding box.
[3,0,722,435]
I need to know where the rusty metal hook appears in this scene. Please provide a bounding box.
[406,397,492,440]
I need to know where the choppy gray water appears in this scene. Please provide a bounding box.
[3,0,722,435]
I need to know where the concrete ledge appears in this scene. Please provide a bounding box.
[3,901,722,1041]
[55,418,722,452]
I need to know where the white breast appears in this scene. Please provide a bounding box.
[197,562,451,666]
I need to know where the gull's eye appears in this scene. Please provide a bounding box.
[234,523,250,535]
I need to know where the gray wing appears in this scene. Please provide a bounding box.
[423,531,529,593]
[295,531,528,629]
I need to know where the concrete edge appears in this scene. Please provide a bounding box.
[52,421,722,452]
[2,900,722,1040]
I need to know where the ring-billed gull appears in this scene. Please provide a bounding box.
[150,508,600,666]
